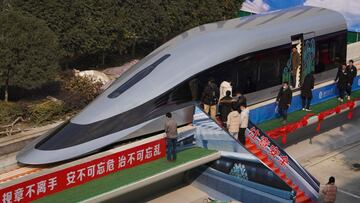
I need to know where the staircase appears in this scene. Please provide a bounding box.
[245,138,312,203]
[245,122,318,203]
[193,106,319,202]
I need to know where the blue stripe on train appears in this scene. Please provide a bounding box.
[250,76,360,124]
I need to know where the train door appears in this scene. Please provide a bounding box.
[290,33,316,88]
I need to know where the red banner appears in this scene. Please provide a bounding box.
[1,138,166,203]
[247,127,289,168]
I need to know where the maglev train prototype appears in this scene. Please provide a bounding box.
[17,6,347,164]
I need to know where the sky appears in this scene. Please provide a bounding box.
[241,0,360,32]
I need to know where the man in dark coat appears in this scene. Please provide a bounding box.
[335,63,351,102]
[276,82,292,124]
[219,90,233,126]
[201,79,219,119]
[188,78,199,100]
[346,59,357,99]
[301,72,315,111]
[234,90,247,108]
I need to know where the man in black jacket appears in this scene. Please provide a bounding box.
[335,64,351,102]
[201,79,219,119]
[234,90,247,107]
[276,82,292,124]
[301,72,315,111]
[219,90,233,126]
[346,60,357,99]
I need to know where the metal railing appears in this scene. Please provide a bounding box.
[247,121,320,201]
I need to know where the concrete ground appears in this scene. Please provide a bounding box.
[147,185,209,203]
[285,114,360,203]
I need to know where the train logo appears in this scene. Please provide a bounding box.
[318,87,336,100]
[318,91,323,99]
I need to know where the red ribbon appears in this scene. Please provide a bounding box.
[317,99,358,132]
[267,113,314,144]
[316,108,335,132]
[348,100,355,119]
[268,99,359,144]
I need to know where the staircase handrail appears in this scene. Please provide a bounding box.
[248,121,320,192]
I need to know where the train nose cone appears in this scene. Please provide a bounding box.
[16,121,145,165]
[17,148,47,165]
[16,133,46,165]
[16,135,71,165]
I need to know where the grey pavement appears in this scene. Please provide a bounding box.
[285,115,360,203]
[303,142,360,203]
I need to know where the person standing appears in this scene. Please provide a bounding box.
[219,90,233,126]
[335,64,350,102]
[301,72,315,111]
[188,78,199,101]
[164,112,178,161]
[346,59,357,100]
[238,104,249,145]
[291,46,301,88]
[276,82,292,124]
[234,90,247,107]
[201,79,219,119]
[219,79,232,100]
[322,176,337,203]
[227,104,241,140]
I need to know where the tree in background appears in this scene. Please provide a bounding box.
[13,0,125,66]
[13,0,243,68]
[0,10,60,101]
[0,0,11,12]
[119,0,243,56]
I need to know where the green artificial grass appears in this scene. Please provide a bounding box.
[258,89,360,132]
[34,147,216,203]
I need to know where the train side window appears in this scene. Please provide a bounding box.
[108,54,171,98]
[237,58,258,94]
[315,32,346,73]
[258,56,279,89]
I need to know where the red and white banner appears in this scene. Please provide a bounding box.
[1,138,166,203]
[247,127,289,167]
